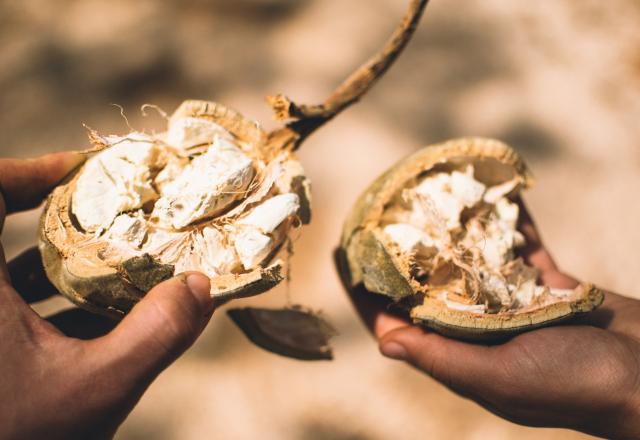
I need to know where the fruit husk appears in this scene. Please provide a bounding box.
[38,101,299,318]
[340,137,604,341]
[228,306,336,360]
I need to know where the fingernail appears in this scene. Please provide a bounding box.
[185,273,214,314]
[380,341,408,361]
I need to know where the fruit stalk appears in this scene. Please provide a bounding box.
[267,0,430,150]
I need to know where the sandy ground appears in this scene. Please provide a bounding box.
[2,0,640,438]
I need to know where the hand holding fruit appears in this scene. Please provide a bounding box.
[339,196,640,439]
[0,152,215,439]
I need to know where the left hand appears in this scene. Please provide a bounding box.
[0,152,216,440]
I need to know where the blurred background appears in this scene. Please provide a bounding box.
[2,0,640,438]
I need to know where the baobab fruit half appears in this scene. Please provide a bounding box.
[40,0,429,354]
[39,100,311,317]
[339,138,603,340]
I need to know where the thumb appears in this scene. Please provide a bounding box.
[97,272,214,387]
[0,151,86,214]
[379,326,499,397]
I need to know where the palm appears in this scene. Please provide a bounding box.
[486,319,640,430]
[338,199,640,438]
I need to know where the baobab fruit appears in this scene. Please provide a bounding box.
[39,0,430,323]
[40,101,310,316]
[339,138,603,340]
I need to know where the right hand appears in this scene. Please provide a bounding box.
[338,200,640,439]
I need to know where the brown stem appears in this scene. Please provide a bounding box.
[266,0,429,150]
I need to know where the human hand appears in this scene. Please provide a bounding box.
[338,200,640,439]
[0,152,215,439]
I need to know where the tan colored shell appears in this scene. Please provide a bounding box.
[39,100,309,318]
[340,137,603,340]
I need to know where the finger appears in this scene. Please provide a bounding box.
[350,283,411,338]
[334,248,409,338]
[379,326,501,398]
[46,307,117,339]
[515,197,543,246]
[584,291,640,334]
[0,267,54,334]
[0,151,85,215]
[515,198,580,288]
[7,247,60,303]
[93,272,214,389]
[0,242,29,322]
[539,269,578,289]
[515,197,558,273]
[0,244,10,285]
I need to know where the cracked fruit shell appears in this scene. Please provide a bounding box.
[40,100,311,318]
[340,137,603,340]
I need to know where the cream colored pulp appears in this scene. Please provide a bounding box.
[381,164,573,314]
[71,117,302,278]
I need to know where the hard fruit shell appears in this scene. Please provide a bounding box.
[408,283,602,340]
[340,137,603,340]
[38,100,307,318]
